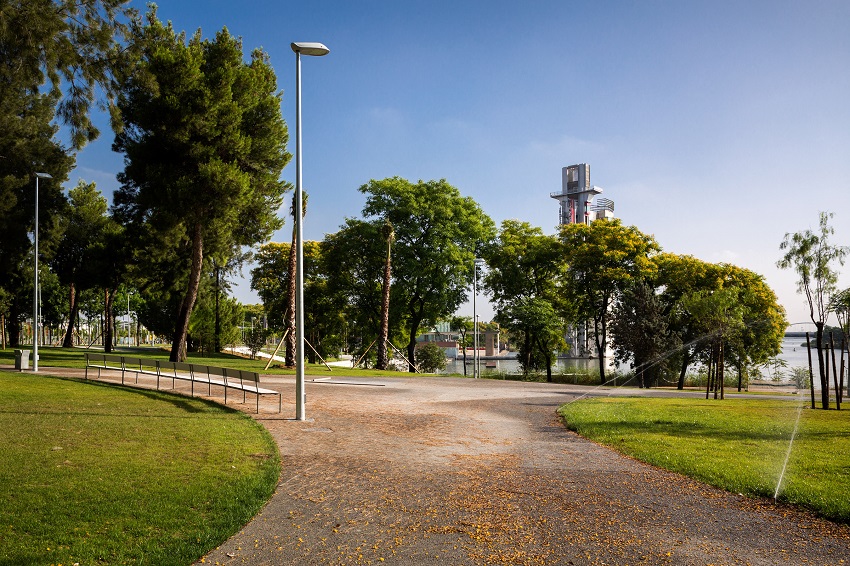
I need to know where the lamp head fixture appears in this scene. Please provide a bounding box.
[291,42,330,56]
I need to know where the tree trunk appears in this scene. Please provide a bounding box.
[460,330,468,376]
[104,288,114,354]
[806,332,816,409]
[830,332,840,410]
[170,222,204,362]
[284,224,297,368]
[406,334,417,373]
[62,282,78,348]
[719,341,725,400]
[8,317,21,347]
[376,238,392,370]
[406,315,423,373]
[705,349,713,399]
[214,264,221,353]
[595,314,607,385]
[815,322,829,409]
[677,349,691,390]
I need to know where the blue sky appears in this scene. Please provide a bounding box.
[71,0,850,327]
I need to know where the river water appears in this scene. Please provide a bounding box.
[440,336,841,380]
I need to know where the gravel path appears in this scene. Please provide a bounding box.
[196,375,850,566]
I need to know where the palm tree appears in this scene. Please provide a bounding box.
[376,220,394,370]
[285,193,308,367]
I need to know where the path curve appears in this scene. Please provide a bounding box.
[200,376,850,565]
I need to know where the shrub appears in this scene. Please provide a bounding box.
[416,342,447,373]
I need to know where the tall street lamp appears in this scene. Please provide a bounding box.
[291,41,329,421]
[33,172,52,372]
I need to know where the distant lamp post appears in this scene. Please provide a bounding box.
[126,291,133,347]
[291,41,329,421]
[33,172,52,372]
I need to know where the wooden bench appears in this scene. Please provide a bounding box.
[84,354,281,413]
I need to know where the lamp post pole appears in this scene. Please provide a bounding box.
[126,291,133,347]
[33,172,52,372]
[291,41,329,421]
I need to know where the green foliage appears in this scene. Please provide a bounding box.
[251,240,341,362]
[112,8,290,361]
[560,219,660,383]
[610,280,680,387]
[778,212,848,325]
[497,297,566,380]
[251,240,323,331]
[0,0,135,148]
[359,177,496,371]
[323,218,388,355]
[483,220,567,381]
[483,220,564,310]
[189,292,242,354]
[0,80,75,345]
[244,326,268,360]
[0,372,279,565]
[778,212,848,408]
[560,397,850,523]
[416,341,448,373]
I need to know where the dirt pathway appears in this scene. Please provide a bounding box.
[199,376,850,565]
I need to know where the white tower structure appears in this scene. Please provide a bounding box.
[550,163,614,226]
[551,164,615,358]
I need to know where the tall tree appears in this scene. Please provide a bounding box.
[497,297,566,381]
[482,220,566,380]
[376,221,394,370]
[112,9,290,362]
[251,240,328,361]
[778,212,848,408]
[720,264,787,391]
[680,288,745,399]
[0,0,135,148]
[360,178,495,372]
[323,219,387,364]
[283,193,305,367]
[560,219,660,384]
[0,86,74,346]
[655,253,726,389]
[610,280,679,388]
[449,315,473,376]
[51,180,111,347]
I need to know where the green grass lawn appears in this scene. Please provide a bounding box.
[0,371,280,565]
[0,345,426,378]
[559,396,850,523]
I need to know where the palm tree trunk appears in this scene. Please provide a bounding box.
[285,225,297,367]
[376,236,392,370]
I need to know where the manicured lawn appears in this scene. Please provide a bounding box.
[559,396,850,523]
[0,345,421,378]
[0,371,279,565]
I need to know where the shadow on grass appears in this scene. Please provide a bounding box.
[3,372,240,418]
[562,416,797,443]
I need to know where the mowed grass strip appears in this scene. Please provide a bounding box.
[558,397,850,523]
[0,371,280,565]
[0,346,417,378]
